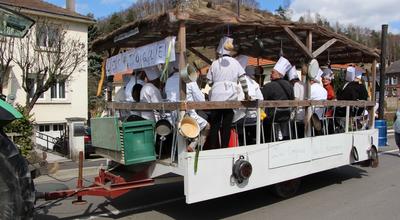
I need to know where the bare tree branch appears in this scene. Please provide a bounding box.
[12,18,87,113]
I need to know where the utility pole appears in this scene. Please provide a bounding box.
[378,24,388,119]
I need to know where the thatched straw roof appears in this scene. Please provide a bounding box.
[386,60,400,74]
[92,2,379,65]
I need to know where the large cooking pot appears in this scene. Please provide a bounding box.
[178,116,200,139]
[180,64,198,83]
[155,119,172,136]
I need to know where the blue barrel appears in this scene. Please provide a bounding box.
[375,120,387,147]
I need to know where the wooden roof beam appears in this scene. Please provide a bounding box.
[312,38,337,58]
[188,47,212,65]
[283,26,313,59]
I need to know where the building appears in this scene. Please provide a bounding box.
[385,60,400,97]
[0,0,94,149]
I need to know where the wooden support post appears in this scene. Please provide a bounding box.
[304,31,313,137]
[345,106,350,133]
[369,59,377,128]
[378,24,388,120]
[178,21,187,101]
[312,38,337,58]
[188,47,212,65]
[306,31,312,52]
[283,26,313,59]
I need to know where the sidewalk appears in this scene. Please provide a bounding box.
[33,148,107,183]
[35,148,70,163]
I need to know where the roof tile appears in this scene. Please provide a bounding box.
[0,0,93,22]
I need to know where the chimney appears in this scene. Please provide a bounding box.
[66,0,75,12]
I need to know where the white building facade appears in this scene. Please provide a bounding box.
[0,0,93,149]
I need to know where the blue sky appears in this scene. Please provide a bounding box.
[47,0,399,33]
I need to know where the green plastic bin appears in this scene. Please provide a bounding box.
[91,116,156,165]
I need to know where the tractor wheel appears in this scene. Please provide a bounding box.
[0,133,35,220]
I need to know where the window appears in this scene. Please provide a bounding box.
[51,80,66,99]
[27,77,44,99]
[36,24,60,48]
[392,77,398,85]
[53,124,64,131]
[39,124,50,132]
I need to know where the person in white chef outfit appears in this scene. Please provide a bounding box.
[207,37,249,148]
[124,70,145,117]
[140,66,163,121]
[310,68,328,135]
[125,71,145,102]
[234,55,264,145]
[165,59,210,151]
[288,65,306,138]
[261,56,294,142]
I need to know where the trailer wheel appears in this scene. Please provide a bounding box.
[0,133,35,220]
[272,178,301,198]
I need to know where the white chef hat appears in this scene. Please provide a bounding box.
[217,36,234,55]
[144,66,161,81]
[313,68,323,82]
[288,66,299,81]
[245,66,256,77]
[236,55,248,69]
[345,66,356,82]
[273,56,292,76]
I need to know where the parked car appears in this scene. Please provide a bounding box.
[84,127,94,158]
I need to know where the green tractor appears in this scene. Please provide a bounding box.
[0,5,36,219]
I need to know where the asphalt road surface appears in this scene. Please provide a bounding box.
[35,143,400,220]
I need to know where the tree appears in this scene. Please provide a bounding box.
[107,13,124,33]
[12,20,86,113]
[275,5,291,20]
[0,35,15,96]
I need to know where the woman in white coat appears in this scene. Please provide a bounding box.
[207,37,249,148]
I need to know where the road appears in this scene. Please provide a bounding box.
[35,137,400,220]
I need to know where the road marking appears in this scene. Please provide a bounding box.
[79,197,184,219]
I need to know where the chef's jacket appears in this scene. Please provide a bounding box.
[293,81,305,121]
[310,83,328,119]
[207,56,245,101]
[125,75,144,102]
[140,83,162,121]
[235,76,263,121]
[187,81,208,129]
[165,72,180,102]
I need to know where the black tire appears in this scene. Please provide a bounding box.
[272,178,301,198]
[0,132,35,220]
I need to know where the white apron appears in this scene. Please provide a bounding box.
[209,81,238,102]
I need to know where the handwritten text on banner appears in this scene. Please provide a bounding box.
[106,36,176,76]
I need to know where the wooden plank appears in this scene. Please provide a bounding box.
[312,38,337,58]
[283,26,313,59]
[188,47,212,65]
[107,100,375,111]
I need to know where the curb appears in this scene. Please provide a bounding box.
[34,166,100,183]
